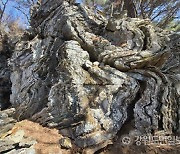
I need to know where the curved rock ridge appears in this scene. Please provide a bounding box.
[10,0,179,149]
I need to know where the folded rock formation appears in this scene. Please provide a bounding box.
[9,0,179,150]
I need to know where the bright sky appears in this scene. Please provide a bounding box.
[1,0,180,28]
[0,0,29,27]
[1,0,83,28]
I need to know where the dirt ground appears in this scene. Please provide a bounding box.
[6,120,180,154]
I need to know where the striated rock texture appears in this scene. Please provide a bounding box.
[10,0,179,150]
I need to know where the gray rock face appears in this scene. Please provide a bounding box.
[0,108,16,136]
[10,0,179,149]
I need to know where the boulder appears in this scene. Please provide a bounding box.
[10,0,180,150]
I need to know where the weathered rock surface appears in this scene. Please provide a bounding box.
[59,137,72,149]
[0,108,16,137]
[8,0,179,152]
[0,111,72,154]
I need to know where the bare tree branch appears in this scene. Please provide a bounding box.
[0,0,9,23]
[13,5,30,25]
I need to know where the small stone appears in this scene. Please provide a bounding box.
[59,137,72,149]
[85,61,92,68]
[93,61,99,66]
[0,113,8,119]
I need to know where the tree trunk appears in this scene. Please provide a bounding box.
[123,0,137,17]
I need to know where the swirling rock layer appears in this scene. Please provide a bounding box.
[10,0,179,150]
